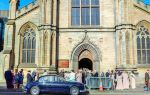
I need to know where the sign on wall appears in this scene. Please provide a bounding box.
[58,60,69,68]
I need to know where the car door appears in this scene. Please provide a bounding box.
[50,76,69,93]
[46,75,67,93]
[38,76,53,93]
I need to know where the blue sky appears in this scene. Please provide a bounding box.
[0,0,150,10]
[0,0,33,10]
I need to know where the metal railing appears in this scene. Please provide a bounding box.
[86,77,112,90]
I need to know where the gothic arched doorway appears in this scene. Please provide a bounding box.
[71,43,101,71]
[78,49,93,70]
[79,58,93,70]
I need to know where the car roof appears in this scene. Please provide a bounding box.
[39,74,59,79]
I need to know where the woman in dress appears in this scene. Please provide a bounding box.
[76,70,82,83]
[122,71,129,89]
[129,71,136,89]
[116,71,124,90]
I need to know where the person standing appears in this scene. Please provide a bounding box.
[64,71,70,81]
[14,70,19,89]
[4,69,14,89]
[105,70,110,89]
[110,70,115,90]
[86,70,91,87]
[122,71,129,89]
[11,69,14,88]
[69,70,76,82]
[76,70,82,83]
[18,69,24,88]
[145,70,149,91]
[100,72,105,77]
[92,69,99,88]
[59,69,64,78]
[42,70,48,76]
[32,71,36,81]
[114,71,117,89]
[129,71,136,89]
[27,70,33,84]
[82,69,86,84]
[116,71,123,90]
[105,70,110,78]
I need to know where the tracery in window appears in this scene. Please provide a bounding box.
[137,26,150,64]
[22,28,36,64]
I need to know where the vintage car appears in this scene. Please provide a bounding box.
[24,75,88,95]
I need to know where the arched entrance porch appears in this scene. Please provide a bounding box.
[71,43,100,71]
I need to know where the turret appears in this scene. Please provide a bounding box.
[9,0,19,19]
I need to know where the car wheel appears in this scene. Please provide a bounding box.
[70,86,79,95]
[30,86,40,95]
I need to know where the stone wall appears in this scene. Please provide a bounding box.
[58,29,116,72]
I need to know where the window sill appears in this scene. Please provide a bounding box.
[136,64,150,68]
[69,25,101,29]
[18,63,37,68]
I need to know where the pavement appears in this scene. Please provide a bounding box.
[0,82,150,95]
[89,84,150,95]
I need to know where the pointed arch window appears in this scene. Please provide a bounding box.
[22,28,36,64]
[137,26,150,64]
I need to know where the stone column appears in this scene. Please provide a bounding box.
[116,30,120,66]
[129,30,134,65]
[132,29,137,65]
[51,31,56,67]
[51,0,59,70]
[41,30,44,66]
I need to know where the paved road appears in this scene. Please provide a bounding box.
[0,84,149,95]
[0,87,89,95]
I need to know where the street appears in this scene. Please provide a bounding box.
[0,83,149,95]
[0,87,89,95]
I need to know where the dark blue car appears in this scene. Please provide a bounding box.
[24,75,88,95]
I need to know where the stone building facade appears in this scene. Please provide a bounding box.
[0,0,150,83]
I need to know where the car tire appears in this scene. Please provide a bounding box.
[70,86,79,95]
[30,86,40,95]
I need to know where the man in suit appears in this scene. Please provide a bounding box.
[145,70,149,91]
[4,69,14,89]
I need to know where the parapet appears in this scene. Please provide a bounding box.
[16,0,39,18]
[134,0,150,10]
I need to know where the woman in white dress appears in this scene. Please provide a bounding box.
[76,70,82,83]
[129,71,136,89]
[116,71,124,90]
[122,71,129,89]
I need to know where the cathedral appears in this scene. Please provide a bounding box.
[0,0,150,83]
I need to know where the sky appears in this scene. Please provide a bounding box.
[0,0,150,10]
[0,0,33,10]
